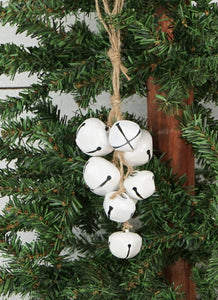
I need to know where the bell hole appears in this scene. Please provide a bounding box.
[125,244,132,259]
[147,149,151,160]
[87,146,102,154]
[132,187,144,199]
[108,206,113,219]
[99,175,112,188]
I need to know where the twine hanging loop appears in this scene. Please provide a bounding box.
[95,0,130,126]
[95,0,132,197]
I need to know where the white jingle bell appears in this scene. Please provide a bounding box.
[124,170,155,200]
[75,118,113,156]
[108,120,141,152]
[83,157,120,196]
[103,192,136,223]
[108,231,142,259]
[123,129,153,166]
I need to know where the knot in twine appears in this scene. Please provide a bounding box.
[107,48,130,83]
[95,0,130,127]
[107,48,121,65]
[106,46,130,127]
[110,95,121,105]
[108,95,123,125]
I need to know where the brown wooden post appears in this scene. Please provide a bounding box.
[146,8,196,300]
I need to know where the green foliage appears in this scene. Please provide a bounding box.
[0,0,217,299]
[132,0,218,113]
[192,255,218,300]
[180,104,218,177]
[0,104,184,299]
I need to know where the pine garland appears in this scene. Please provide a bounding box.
[181,105,218,176]
[0,0,217,299]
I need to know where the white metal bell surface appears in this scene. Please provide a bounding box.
[108,231,142,259]
[75,118,113,156]
[124,170,155,200]
[123,129,153,166]
[103,192,136,223]
[83,157,121,196]
[108,120,141,152]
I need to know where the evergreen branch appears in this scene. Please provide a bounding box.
[0,0,91,25]
[207,249,218,288]
[0,1,217,298]
[0,44,46,79]
[0,84,50,120]
[180,107,218,175]
[131,2,218,113]
[192,257,218,300]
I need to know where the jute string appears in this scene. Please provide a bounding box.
[111,150,132,198]
[95,0,133,200]
[122,221,133,231]
[95,0,130,126]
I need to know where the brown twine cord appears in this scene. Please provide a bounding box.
[110,151,133,199]
[122,221,133,232]
[95,0,133,199]
[95,0,130,126]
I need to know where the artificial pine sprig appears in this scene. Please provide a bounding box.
[0,0,217,299]
[180,106,218,176]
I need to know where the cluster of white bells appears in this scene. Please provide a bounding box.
[76,118,155,259]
